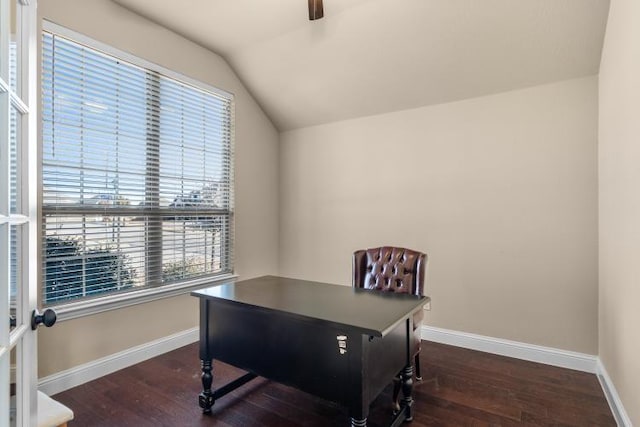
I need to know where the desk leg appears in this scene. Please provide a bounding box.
[401,364,414,422]
[199,359,214,413]
[350,417,367,427]
[198,299,214,413]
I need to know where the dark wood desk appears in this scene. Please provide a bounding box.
[192,275,428,427]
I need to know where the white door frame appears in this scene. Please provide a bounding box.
[1,0,38,425]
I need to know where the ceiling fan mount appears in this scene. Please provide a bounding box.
[308,0,324,20]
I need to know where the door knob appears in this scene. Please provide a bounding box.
[31,309,57,330]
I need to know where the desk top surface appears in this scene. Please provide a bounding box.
[192,275,428,337]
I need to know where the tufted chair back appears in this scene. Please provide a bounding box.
[352,246,425,296]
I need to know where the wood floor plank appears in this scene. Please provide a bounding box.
[52,341,615,426]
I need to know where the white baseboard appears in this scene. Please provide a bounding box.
[596,359,633,427]
[38,327,199,396]
[421,325,598,373]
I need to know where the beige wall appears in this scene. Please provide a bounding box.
[280,77,598,354]
[37,0,279,377]
[598,0,640,423]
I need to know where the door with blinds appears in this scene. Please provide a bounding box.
[1,0,38,425]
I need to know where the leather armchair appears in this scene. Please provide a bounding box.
[352,246,427,407]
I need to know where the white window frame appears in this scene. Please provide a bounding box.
[41,21,236,321]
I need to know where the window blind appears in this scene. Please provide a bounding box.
[10,41,18,300]
[42,31,234,304]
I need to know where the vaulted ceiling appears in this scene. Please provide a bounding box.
[113,0,609,131]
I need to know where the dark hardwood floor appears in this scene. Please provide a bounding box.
[53,341,615,426]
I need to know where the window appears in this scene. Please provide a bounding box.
[41,25,234,306]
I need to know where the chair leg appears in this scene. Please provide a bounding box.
[415,353,422,381]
